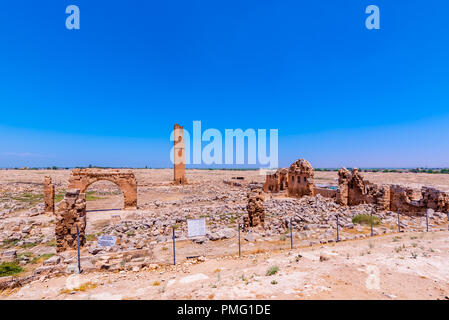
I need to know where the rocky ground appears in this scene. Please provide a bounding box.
[0,169,448,299]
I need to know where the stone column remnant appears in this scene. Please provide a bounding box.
[55,189,86,253]
[43,176,55,214]
[173,124,186,184]
[244,186,265,229]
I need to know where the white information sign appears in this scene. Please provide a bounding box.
[97,235,117,247]
[187,218,206,238]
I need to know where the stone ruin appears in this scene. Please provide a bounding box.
[244,185,265,230]
[336,168,390,210]
[264,159,449,216]
[43,176,55,214]
[68,168,137,210]
[42,168,138,252]
[173,123,187,185]
[336,168,449,215]
[287,159,315,197]
[55,189,86,253]
[263,168,288,193]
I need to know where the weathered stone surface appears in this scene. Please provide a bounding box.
[244,232,260,242]
[173,124,187,185]
[43,176,55,214]
[263,168,288,193]
[335,168,449,215]
[287,159,315,197]
[244,185,265,230]
[43,255,61,265]
[55,189,86,253]
[68,169,137,210]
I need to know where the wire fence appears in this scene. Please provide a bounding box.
[154,210,449,266]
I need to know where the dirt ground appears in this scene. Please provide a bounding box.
[1,169,448,300]
[3,231,449,300]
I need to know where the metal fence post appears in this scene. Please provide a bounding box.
[172,227,176,265]
[238,223,241,257]
[76,224,81,274]
[426,209,429,232]
[290,217,293,250]
[397,210,401,233]
[336,215,340,242]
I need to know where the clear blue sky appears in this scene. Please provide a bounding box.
[1,1,448,168]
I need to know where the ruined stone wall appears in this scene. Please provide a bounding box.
[287,159,315,198]
[336,168,449,215]
[173,124,187,184]
[68,169,137,210]
[55,189,86,253]
[336,168,387,209]
[263,168,288,193]
[244,186,265,229]
[263,173,280,193]
[314,187,337,198]
[389,185,449,216]
[421,186,449,213]
[43,176,55,214]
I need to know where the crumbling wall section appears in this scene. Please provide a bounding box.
[43,176,55,214]
[55,189,86,253]
[244,186,265,229]
[263,168,288,193]
[287,159,315,198]
[337,168,391,210]
[336,169,449,215]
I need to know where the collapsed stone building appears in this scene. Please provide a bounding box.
[263,168,288,193]
[287,159,315,197]
[264,159,449,216]
[43,168,138,252]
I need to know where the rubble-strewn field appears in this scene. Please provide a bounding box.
[0,169,448,300]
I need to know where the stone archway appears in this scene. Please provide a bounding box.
[68,169,137,210]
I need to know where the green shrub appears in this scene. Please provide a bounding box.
[0,262,24,277]
[266,265,279,276]
[31,253,54,264]
[352,214,381,226]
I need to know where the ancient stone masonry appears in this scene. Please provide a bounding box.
[55,189,86,253]
[244,186,265,229]
[389,185,449,216]
[336,168,391,210]
[173,124,187,185]
[336,168,449,215]
[263,168,288,193]
[68,169,137,210]
[287,159,315,197]
[43,176,55,214]
[262,158,449,216]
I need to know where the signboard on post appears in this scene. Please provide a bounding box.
[187,218,206,238]
[97,235,117,247]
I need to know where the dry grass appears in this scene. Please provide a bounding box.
[59,281,98,294]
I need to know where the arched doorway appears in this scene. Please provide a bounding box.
[84,180,124,212]
[68,169,137,210]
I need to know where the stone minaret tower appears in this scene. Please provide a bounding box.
[174,124,186,184]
